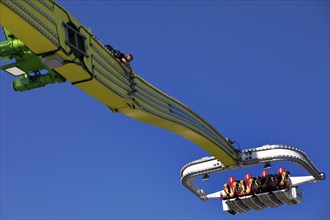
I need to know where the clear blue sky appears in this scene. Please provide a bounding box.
[1,1,329,219]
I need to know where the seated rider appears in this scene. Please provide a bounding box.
[237,179,246,197]
[243,173,254,195]
[260,170,271,192]
[252,176,262,193]
[221,176,238,199]
[269,173,279,191]
[221,183,230,200]
[277,167,290,189]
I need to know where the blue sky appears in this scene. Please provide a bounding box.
[1,0,329,219]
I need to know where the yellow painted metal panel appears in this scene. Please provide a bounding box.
[75,79,129,110]
[55,63,93,84]
[0,0,238,166]
[120,108,237,165]
[0,0,58,54]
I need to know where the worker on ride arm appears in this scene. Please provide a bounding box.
[121,53,133,64]
[105,44,134,64]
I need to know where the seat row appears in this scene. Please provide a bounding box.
[220,167,290,200]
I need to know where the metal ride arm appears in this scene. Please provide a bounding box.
[0,0,237,165]
[180,144,325,201]
[0,0,325,215]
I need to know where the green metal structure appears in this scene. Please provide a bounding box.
[0,28,65,92]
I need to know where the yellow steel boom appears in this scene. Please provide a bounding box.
[0,0,238,165]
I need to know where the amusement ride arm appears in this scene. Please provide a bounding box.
[0,1,325,211]
[0,0,238,165]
